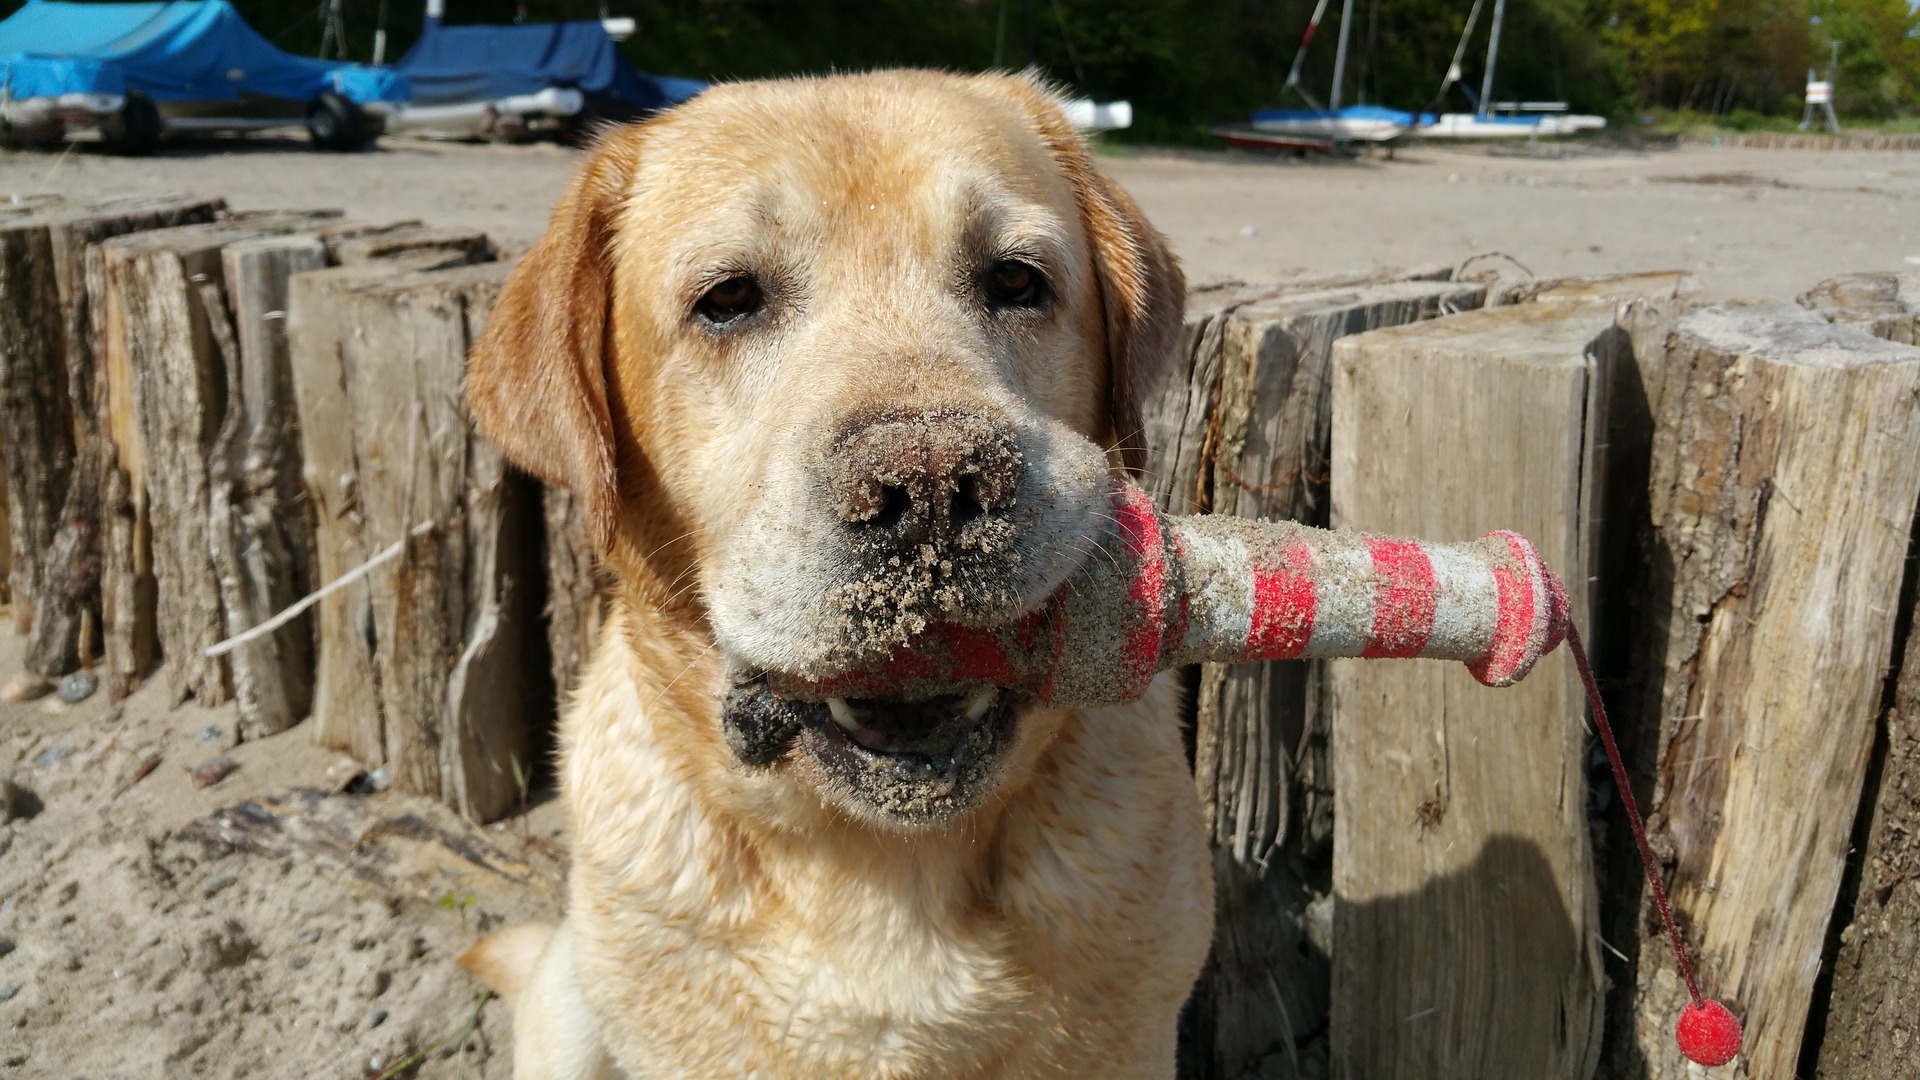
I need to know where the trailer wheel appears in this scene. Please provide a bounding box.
[307,92,374,151]
[100,94,162,156]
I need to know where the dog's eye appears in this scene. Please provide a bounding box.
[984,260,1045,308]
[696,276,763,324]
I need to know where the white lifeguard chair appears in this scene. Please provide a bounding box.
[1800,68,1840,134]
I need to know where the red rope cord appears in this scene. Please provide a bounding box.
[1564,622,1703,1005]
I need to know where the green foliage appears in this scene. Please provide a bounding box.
[1810,0,1920,115]
[1602,0,1920,114]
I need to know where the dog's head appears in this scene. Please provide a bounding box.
[469,71,1181,828]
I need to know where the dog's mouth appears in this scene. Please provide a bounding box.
[721,678,1018,823]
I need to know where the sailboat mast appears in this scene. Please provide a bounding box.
[1329,0,1357,110]
[1478,0,1507,117]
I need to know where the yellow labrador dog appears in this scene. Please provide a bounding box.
[461,69,1210,1080]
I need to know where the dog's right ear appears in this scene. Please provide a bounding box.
[467,131,637,552]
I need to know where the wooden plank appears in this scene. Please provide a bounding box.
[1614,303,1920,1078]
[1798,272,1920,345]
[1815,599,1920,1078]
[341,267,485,798]
[544,484,603,703]
[300,260,537,821]
[287,248,483,765]
[92,242,155,700]
[207,235,328,738]
[330,225,494,266]
[448,270,543,821]
[1148,268,1471,518]
[311,218,421,258]
[0,220,69,638]
[97,214,326,705]
[1184,278,1487,1080]
[1495,270,1694,308]
[1328,301,1620,1078]
[1804,278,1920,1079]
[0,441,9,604]
[1212,280,1489,528]
[23,197,226,676]
[1145,307,1227,515]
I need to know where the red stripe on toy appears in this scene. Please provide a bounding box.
[1247,538,1317,660]
[1467,533,1537,686]
[1361,538,1437,658]
[1163,530,1192,661]
[1115,485,1167,694]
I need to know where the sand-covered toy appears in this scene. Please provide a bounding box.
[770,479,1571,707]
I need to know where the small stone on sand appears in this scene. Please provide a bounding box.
[55,671,97,704]
[189,755,241,789]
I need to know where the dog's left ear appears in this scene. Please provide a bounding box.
[1009,76,1185,476]
[1075,168,1184,475]
[467,129,638,551]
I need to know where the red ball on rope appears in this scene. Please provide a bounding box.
[1676,998,1743,1067]
[1567,627,1745,1069]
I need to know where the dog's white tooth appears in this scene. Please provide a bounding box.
[963,686,996,721]
[826,697,863,732]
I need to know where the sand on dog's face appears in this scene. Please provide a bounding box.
[594,74,1121,824]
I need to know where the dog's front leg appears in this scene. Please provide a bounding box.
[511,922,619,1080]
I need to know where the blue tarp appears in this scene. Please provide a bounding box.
[1252,105,1568,130]
[0,0,406,104]
[397,19,702,113]
[1251,105,1438,127]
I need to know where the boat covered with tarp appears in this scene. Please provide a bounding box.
[0,0,408,153]
[391,16,704,140]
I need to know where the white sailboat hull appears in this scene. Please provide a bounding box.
[1419,112,1606,138]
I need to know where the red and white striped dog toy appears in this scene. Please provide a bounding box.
[774,481,1570,707]
[772,478,1745,1068]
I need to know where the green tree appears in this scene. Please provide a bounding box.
[1811,0,1920,115]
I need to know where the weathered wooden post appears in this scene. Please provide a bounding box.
[1612,303,1920,1079]
[544,488,603,700]
[1798,271,1919,345]
[1177,279,1488,1078]
[0,196,224,683]
[205,234,329,736]
[1783,278,1920,1080]
[0,454,9,605]
[329,224,492,265]
[0,221,68,641]
[1327,301,1629,1077]
[1814,589,1920,1079]
[287,248,488,766]
[95,213,333,706]
[288,256,543,822]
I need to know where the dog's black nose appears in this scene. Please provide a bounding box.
[826,408,1024,549]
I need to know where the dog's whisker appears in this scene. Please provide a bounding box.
[635,523,717,566]
[641,638,720,716]
[652,564,711,612]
